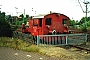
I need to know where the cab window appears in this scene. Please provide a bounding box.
[45,18,52,25]
[39,18,42,27]
[33,19,38,26]
[62,19,67,26]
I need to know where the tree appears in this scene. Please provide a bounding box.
[19,14,24,18]
[80,17,85,24]
[5,15,11,21]
[87,20,90,26]
[75,20,79,25]
[69,20,75,26]
[26,15,29,18]
[0,12,12,37]
[80,16,90,24]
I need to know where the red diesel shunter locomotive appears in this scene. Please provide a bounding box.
[22,13,70,40]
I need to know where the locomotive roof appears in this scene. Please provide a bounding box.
[33,16,44,19]
[33,15,46,19]
[45,13,70,19]
[32,13,70,19]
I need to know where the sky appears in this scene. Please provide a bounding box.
[0,0,90,21]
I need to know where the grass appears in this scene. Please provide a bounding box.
[0,37,39,52]
[26,45,39,52]
[0,37,90,60]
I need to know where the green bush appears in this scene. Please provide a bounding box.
[81,27,87,32]
[80,24,87,32]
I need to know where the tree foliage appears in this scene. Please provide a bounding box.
[26,15,29,18]
[80,16,90,24]
[17,14,29,25]
[19,14,24,18]
[79,16,90,30]
[69,20,75,26]
[0,11,12,37]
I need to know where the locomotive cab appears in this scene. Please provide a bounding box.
[22,13,70,36]
[43,13,70,34]
[30,16,44,36]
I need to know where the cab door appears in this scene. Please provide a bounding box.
[38,18,43,35]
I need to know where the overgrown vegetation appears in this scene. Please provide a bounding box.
[0,37,39,52]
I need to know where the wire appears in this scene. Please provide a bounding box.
[78,0,85,12]
[80,0,84,3]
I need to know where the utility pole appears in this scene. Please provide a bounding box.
[15,7,18,25]
[35,11,36,15]
[32,8,34,16]
[15,7,18,16]
[83,1,90,28]
[78,0,90,28]
[23,9,25,23]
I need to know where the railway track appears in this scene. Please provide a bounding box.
[69,45,90,52]
[53,43,90,54]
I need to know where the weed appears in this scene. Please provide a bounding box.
[0,37,39,53]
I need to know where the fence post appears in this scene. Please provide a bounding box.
[86,34,88,42]
[37,35,40,46]
[66,35,68,45]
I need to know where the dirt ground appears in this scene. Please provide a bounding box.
[39,42,90,60]
[38,29,90,60]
